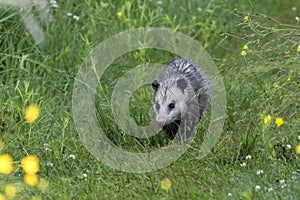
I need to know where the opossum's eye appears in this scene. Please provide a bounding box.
[168,103,175,110]
[155,102,160,110]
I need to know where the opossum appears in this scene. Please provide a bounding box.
[152,58,211,141]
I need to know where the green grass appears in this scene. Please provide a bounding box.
[1,0,300,199]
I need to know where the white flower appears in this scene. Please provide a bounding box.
[66,13,73,17]
[50,0,59,8]
[268,188,273,192]
[292,6,297,11]
[73,15,80,21]
[82,173,87,178]
[228,192,232,197]
[286,144,292,149]
[279,179,285,184]
[68,154,76,159]
[298,135,300,140]
[44,143,50,151]
[279,179,286,188]
[240,162,246,167]
[51,4,59,8]
[255,185,261,191]
[246,155,252,160]
[47,162,54,167]
[256,170,264,175]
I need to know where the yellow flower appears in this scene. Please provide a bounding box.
[24,174,39,186]
[243,45,249,50]
[24,31,30,37]
[5,184,16,198]
[241,50,247,57]
[161,177,172,191]
[275,118,283,127]
[296,144,300,154]
[24,104,40,123]
[116,11,123,19]
[0,140,4,151]
[0,193,5,200]
[0,154,13,174]
[264,115,271,125]
[21,155,39,174]
[297,44,300,53]
[244,16,249,23]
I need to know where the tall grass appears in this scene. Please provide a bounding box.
[0,0,299,199]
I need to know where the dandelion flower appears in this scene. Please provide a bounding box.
[244,16,249,23]
[0,140,4,151]
[264,115,271,125]
[0,194,5,200]
[297,45,300,53]
[160,177,172,191]
[275,118,283,127]
[5,184,16,198]
[241,50,247,57]
[116,11,123,19]
[24,174,39,186]
[0,154,13,174]
[243,45,249,50]
[24,31,30,37]
[21,155,39,174]
[296,144,300,154]
[24,104,40,123]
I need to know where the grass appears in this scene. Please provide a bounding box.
[0,0,300,199]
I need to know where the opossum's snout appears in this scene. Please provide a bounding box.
[156,118,166,126]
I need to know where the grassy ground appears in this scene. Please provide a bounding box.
[0,0,300,199]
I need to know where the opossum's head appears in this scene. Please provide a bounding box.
[152,78,190,126]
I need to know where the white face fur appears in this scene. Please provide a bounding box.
[152,78,190,126]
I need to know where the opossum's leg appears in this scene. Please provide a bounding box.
[163,120,180,140]
[173,99,200,144]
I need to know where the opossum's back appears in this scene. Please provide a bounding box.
[158,58,210,94]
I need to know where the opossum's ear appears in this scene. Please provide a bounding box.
[177,78,187,92]
[152,80,160,91]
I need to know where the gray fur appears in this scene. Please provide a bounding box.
[152,58,211,139]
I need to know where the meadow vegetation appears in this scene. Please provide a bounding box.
[0,0,300,199]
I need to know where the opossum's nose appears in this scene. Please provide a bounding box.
[156,119,166,126]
